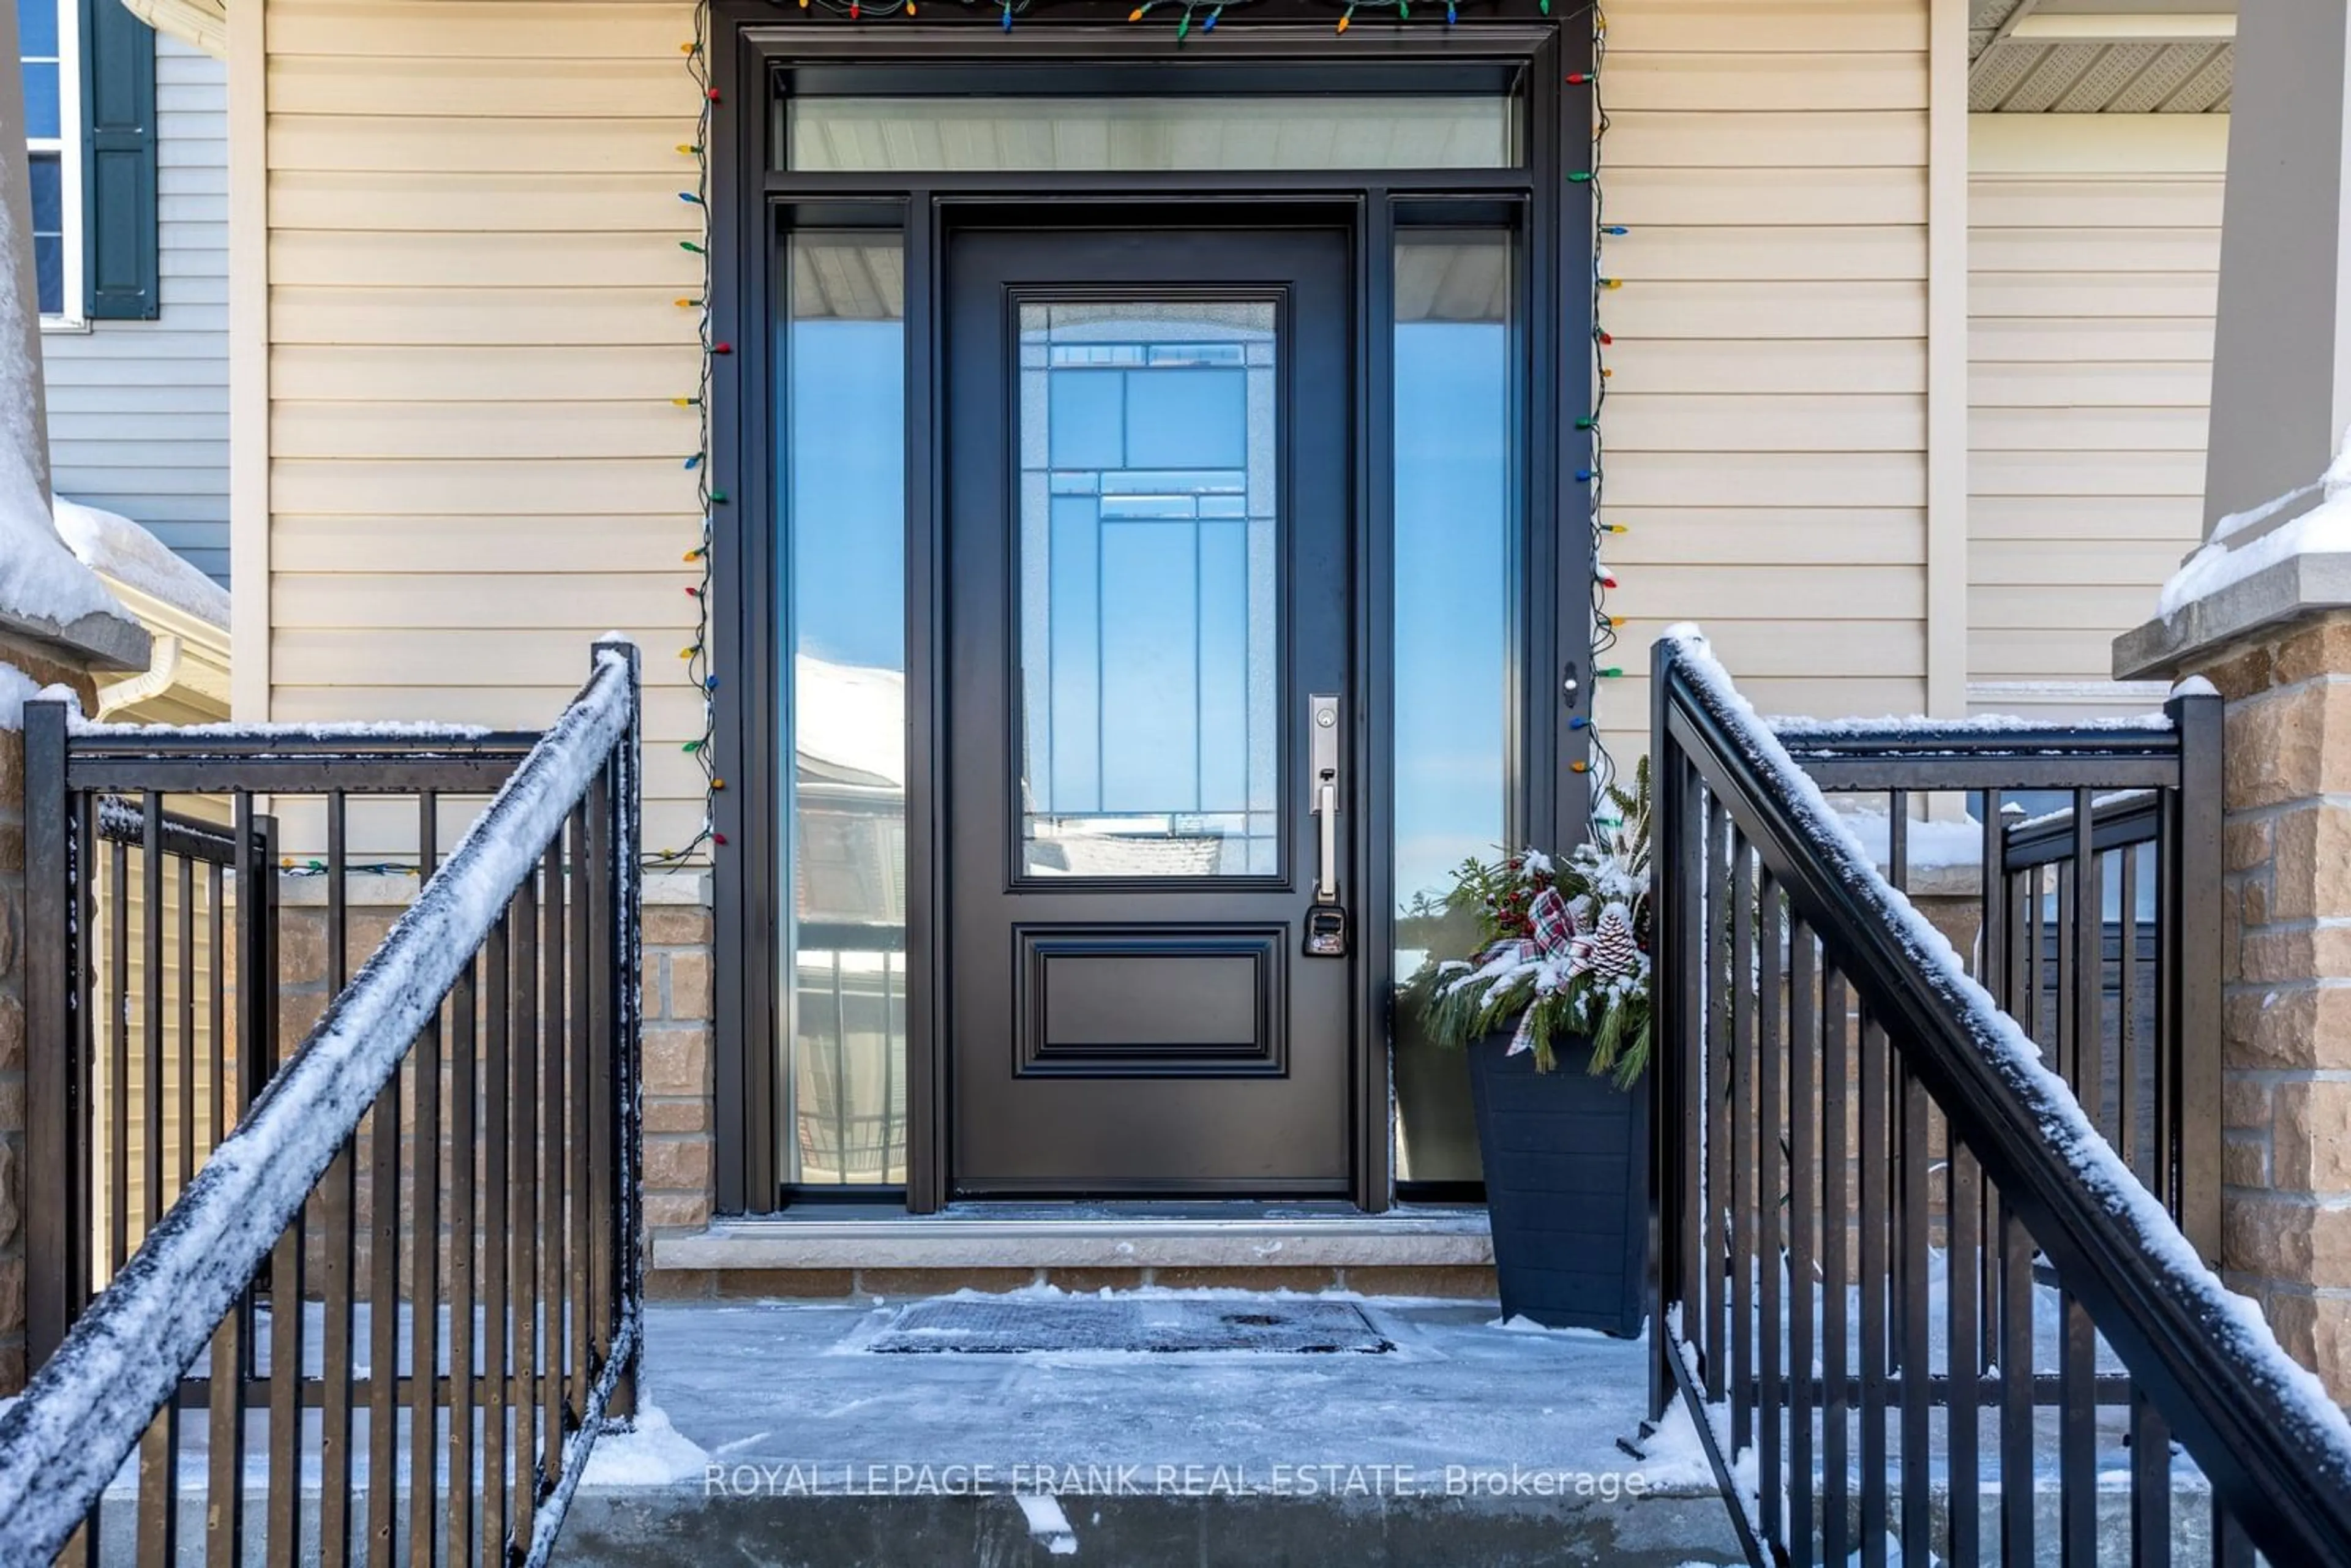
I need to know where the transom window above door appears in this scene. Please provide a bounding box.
[781,94,1520,171]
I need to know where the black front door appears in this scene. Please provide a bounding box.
[945,224,1354,1196]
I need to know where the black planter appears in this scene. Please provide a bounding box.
[1466,1027,1649,1336]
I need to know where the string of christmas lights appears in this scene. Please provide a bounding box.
[677,0,1622,860]
[768,0,1553,34]
[1574,2,1627,831]
[661,4,724,867]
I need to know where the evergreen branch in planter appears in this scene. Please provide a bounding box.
[1404,759,1653,1084]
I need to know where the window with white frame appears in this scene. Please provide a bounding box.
[18,0,81,321]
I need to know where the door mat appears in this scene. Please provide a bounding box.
[862,1297,1395,1355]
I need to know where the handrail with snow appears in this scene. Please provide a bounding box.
[0,638,643,1565]
[1653,629,2351,1567]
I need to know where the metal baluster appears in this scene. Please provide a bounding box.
[1823,967,1851,1568]
[366,887,405,1566]
[1858,1008,1889,1568]
[264,1203,306,1563]
[1661,757,1704,1424]
[2120,842,2142,1184]
[1948,1142,1981,1567]
[2213,1498,2254,1567]
[2061,1288,2096,1566]
[410,793,443,1568]
[1705,795,1731,1404]
[1758,873,1783,1549]
[208,859,223,1157]
[2000,1203,2034,1562]
[142,796,164,1252]
[513,873,541,1540]
[110,834,129,1277]
[2130,1382,2171,1568]
[1789,919,1817,1567]
[449,946,479,1568]
[178,850,195,1198]
[1898,1066,1929,1567]
[204,1288,247,1566]
[484,901,514,1556]
[2072,790,2102,1146]
[585,769,619,1404]
[2057,829,2077,1093]
[542,836,569,1497]
[134,1395,178,1563]
[570,803,595,1432]
[1731,833,1755,1452]
[319,792,356,1568]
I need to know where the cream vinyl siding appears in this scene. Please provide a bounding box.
[1968,114,2225,716]
[258,0,705,854]
[1603,0,1930,762]
[250,0,1933,817]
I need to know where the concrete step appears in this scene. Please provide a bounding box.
[556,1489,1746,1567]
[550,1292,1747,1565]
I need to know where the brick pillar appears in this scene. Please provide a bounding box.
[2186,610,2351,1394]
[639,883,715,1240]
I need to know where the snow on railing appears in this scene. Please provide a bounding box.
[0,645,640,1564]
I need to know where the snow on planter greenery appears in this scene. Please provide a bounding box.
[1406,759,1652,1082]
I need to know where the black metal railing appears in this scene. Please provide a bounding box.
[1,638,643,1566]
[1652,632,2351,1567]
[1774,692,2222,1259]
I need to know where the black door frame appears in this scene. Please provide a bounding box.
[706,6,1595,1215]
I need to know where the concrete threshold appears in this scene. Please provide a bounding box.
[652,1203,1495,1275]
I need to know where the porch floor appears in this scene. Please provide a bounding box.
[560,1289,1746,1566]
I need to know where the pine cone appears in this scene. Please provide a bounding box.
[1578,901,1643,981]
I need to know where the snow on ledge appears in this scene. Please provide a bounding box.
[1768,710,2173,738]
[2160,433,2351,619]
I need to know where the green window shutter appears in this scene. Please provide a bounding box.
[78,0,157,321]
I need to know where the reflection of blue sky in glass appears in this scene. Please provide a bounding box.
[1019,302,1278,877]
[790,320,906,673]
[1394,318,1510,910]
[783,249,911,1187]
[779,286,1509,904]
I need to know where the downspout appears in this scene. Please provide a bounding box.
[95,631,181,718]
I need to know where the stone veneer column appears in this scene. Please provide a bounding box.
[639,883,716,1237]
[2112,0,2351,1401]
[2162,613,2351,1392]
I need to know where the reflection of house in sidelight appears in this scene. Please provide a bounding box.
[788,654,909,1186]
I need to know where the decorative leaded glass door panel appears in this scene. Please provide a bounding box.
[946,227,1353,1195]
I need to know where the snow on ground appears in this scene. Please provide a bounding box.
[53,497,229,629]
[580,1406,710,1488]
